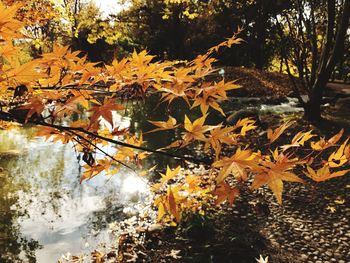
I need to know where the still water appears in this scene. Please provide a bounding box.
[0,127,151,262]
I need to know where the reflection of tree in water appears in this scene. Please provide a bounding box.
[0,167,41,263]
[124,95,188,168]
[0,129,77,262]
[124,94,219,170]
[4,143,73,219]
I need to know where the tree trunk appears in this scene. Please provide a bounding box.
[304,86,322,121]
[303,0,350,121]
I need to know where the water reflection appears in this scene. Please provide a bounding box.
[0,128,151,262]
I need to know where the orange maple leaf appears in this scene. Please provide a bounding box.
[160,165,181,184]
[281,130,315,151]
[18,98,45,122]
[212,182,239,205]
[89,99,125,128]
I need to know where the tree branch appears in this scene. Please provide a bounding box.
[0,111,212,165]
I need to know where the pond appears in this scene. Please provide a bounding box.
[0,95,302,262]
[0,127,152,262]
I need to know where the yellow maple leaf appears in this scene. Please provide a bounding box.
[267,121,292,143]
[214,148,260,183]
[146,116,180,133]
[204,125,235,159]
[326,205,336,213]
[252,153,304,204]
[183,114,212,142]
[311,129,344,151]
[334,198,345,205]
[281,130,315,151]
[326,138,349,168]
[160,165,181,184]
[305,165,350,182]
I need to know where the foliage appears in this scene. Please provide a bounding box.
[0,2,349,230]
[111,0,288,66]
[274,0,350,120]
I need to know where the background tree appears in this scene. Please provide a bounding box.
[275,0,350,120]
[2,0,60,56]
[114,0,288,68]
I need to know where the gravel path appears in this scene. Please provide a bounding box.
[256,175,350,263]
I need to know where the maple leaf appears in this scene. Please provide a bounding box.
[146,116,180,133]
[80,164,105,182]
[281,130,315,151]
[305,166,350,182]
[231,117,255,131]
[191,94,225,116]
[0,3,24,41]
[240,120,257,136]
[184,175,202,191]
[334,198,345,205]
[53,95,86,118]
[106,58,128,77]
[114,135,144,164]
[130,50,155,66]
[18,98,45,122]
[6,59,44,85]
[159,81,191,105]
[212,182,239,205]
[162,139,189,150]
[167,187,180,222]
[0,42,21,60]
[204,125,235,159]
[89,99,125,128]
[214,148,260,183]
[256,255,269,263]
[326,138,349,168]
[183,114,212,143]
[267,121,292,143]
[208,31,243,53]
[191,80,240,116]
[160,165,181,184]
[78,63,101,86]
[80,158,111,182]
[311,129,344,151]
[252,152,304,204]
[35,126,61,140]
[326,205,336,213]
[166,249,182,259]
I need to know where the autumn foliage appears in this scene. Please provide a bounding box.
[0,2,349,226]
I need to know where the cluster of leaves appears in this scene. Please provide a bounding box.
[0,2,349,227]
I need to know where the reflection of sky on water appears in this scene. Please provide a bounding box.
[0,126,150,262]
[0,97,196,262]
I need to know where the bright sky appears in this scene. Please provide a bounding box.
[90,0,124,16]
